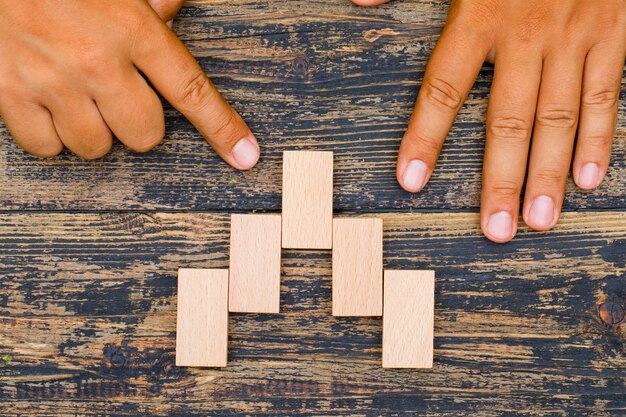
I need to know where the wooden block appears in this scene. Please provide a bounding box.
[229,214,282,313]
[282,151,333,249]
[176,268,228,367]
[332,217,383,316]
[382,270,435,368]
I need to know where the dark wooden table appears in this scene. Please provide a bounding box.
[1,1,624,415]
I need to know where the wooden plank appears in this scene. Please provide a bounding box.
[332,217,383,316]
[229,213,282,313]
[0,212,625,414]
[382,270,435,368]
[176,268,229,367]
[282,151,334,249]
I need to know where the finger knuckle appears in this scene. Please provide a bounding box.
[422,77,463,111]
[404,131,441,156]
[178,71,214,112]
[580,134,613,151]
[489,180,522,199]
[515,11,547,43]
[207,109,244,145]
[535,106,578,129]
[533,169,566,187]
[78,134,112,160]
[24,139,63,158]
[488,115,531,142]
[74,45,109,75]
[129,129,165,153]
[581,89,619,110]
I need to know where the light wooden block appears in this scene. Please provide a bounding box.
[382,270,435,368]
[176,268,229,367]
[282,151,333,249]
[332,217,383,316]
[229,214,282,313]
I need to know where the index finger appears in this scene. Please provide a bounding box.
[131,13,259,170]
[397,21,490,192]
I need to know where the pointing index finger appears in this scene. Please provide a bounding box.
[131,11,259,170]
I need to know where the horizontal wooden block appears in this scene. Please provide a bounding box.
[282,151,333,249]
[382,270,435,369]
[176,268,229,367]
[229,214,282,313]
[332,217,383,316]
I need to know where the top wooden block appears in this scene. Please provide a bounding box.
[229,214,282,313]
[382,270,435,369]
[176,268,229,367]
[281,151,333,249]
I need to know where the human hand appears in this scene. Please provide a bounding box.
[0,0,260,170]
[352,0,625,242]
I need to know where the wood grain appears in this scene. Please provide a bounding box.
[0,0,624,414]
[282,151,333,249]
[0,211,623,415]
[0,0,623,212]
[382,270,434,368]
[176,268,229,367]
[332,217,383,316]
[229,214,282,313]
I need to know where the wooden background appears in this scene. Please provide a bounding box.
[0,0,624,415]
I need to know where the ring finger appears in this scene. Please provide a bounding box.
[523,47,586,231]
[481,47,542,243]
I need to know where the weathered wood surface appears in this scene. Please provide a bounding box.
[0,0,624,415]
[0,212,624,415]
[0,0,624,211]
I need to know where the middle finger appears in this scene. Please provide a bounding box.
[523,47,586,231]
[481,46,543,242]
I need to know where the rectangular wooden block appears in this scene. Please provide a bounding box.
[332,217,383,316]
[382,270,435,368]
[282,151,333,249]
[176,268,229,367]
[229,214,282,313]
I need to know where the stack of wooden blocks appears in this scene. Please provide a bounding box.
[176,151,435,369]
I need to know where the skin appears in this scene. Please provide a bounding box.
[353,0,626,243]
[0,0,260,169]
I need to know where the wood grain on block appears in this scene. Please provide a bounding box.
[383,270,435,369]
[282,151,333,249]
[229,214,282,313]
[176,268,229,367]
[332,217,383,316]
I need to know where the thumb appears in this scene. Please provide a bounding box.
[147,0,185,23]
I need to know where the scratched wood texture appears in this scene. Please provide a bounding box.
[0,0,625,416]
[0,0,624,211]
[0,212,624,416]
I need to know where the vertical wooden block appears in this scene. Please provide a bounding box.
[176,268,229,367]
[332,217,383,316]
[282,151,333,249]
[229,214,282,313]
[382,270,435,369]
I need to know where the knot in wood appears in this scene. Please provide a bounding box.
[598,301,625,325]
[291,57,309,75]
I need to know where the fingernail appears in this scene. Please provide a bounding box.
[527,195,555,229]
[486,211,514,242]
[401,160,429,192]
[166,20,174,29]
[232,137,259,170]
[577,162,600,189]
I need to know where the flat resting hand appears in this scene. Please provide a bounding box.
[353,0,626,243]
[0,0,260,170]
